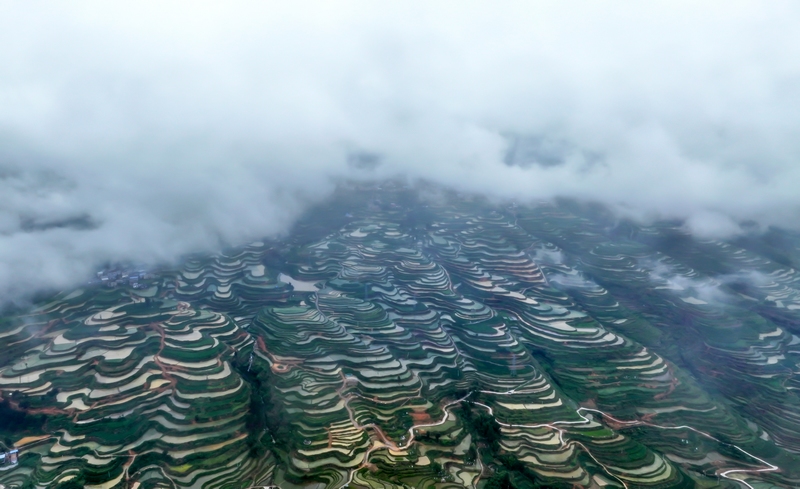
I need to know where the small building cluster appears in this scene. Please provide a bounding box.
[0,450,19,466]
[92,267,153,289]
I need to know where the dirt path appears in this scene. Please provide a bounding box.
[579,407,779,489]
[336,372,473,488]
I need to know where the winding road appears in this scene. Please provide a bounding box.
[335,383,780,489]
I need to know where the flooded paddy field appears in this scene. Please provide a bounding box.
[1,183,800,488]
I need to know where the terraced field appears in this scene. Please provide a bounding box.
[2,183,800,488]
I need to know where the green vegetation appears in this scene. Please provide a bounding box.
[0,181,799,488]
[0,399,46,438]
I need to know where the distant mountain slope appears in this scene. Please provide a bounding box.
[1,183,799,488]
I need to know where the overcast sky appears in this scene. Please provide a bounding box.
[1,1,799,301]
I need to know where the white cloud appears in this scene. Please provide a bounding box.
[684,211,745,239]
[1,1,799,300]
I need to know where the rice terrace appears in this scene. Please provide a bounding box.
[0,182,799,489]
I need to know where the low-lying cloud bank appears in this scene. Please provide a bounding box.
[1,2,799,301]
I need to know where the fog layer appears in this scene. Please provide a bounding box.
[1,2,799,300]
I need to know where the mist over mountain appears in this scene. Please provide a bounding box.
[2,2,800,301]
